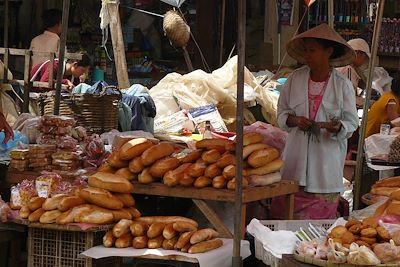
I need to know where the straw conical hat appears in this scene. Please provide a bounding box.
[286,23,356,67]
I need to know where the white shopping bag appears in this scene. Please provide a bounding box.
[160,0,186,7]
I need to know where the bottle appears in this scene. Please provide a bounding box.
[203,121,212,139]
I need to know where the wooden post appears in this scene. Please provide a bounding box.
[54,0,70,115]
[4,0,9,47]
[107,3,130,89]
[23,50,31,113]
[328,0,334,28]
[219,0,226,66]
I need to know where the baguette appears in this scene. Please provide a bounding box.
[131,221,149,237]
[75,208,114,224]
[196,139,233,150]
[115,233,133,248]
[181,243,191,253]
[163,224,177,240]
[181,149,203,163]
[103,230,116,247]
[246,159,284,176]
[97,162,116,173]
[119,138,153,161]
[179,173,195,187]
[194,176,212,188]
[56,204,92,224]
[148,235,164,249]
[249,172,282,186]
[163,163,192,187]
[212,176,227,189]
[190,228,219,244]
[129,157,145,173]
[113,219,133,238]
[175,231,195,249]
[112,209,132,221]
[173,221,198,232]
[204,164,222,178]
[374,176,400,188]
[57,196,86,212]
[227,177,249,190]
[40,210,62,224]
[222,165,235,180]
[162,236,179,250]
[42,194,68,211]
[77,187,124,210]
[28,196,46,211]
[132,236,148,249]
[114,193,135,207]
[188,238,223,253]
[243,132,264,146]
[370,186,399,197]
[141,143,175,166]
[28,208,45,222]
[115,167,137,181]
[187,162,207,178]
[19,205,31,219]
[125,207,141,219]
[135,216,198,228]
[247,147,280,168]
[138,167,157,184]
[88,172,134,193]
[216,153,235,168]
[225,142,236,152]
[107,151,129,168]
[149,156,180,178]
[147,222,165,239]
[390,189,400,201]
[243,143,269,159]
[201,149,221,164]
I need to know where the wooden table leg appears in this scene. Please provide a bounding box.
[240,204,246,238]
[192,199,233,238]
[285,193,295,220]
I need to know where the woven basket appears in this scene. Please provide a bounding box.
[39,86,121,134]
[163,10,190,47]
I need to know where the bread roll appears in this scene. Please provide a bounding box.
[194,176,212,188]
[115,167,137,181]
[28,196,46,211]
[75,208,114,224]
[129,157,145,173]
[138,167,157,184]
[390,189,400,201]
[141,143,175,166]
[163,224,177,240]
[227,177,249,190]
[132,236,148,249]
[243,132,264,146]
[212,176,227,189]
[204,164,222,178]
[19,205,31,219]
[247,147,279,168]
[28,208,45,222]
[103,230,116,247]
[163,163,192,187]
[374,176,400,188]
[89,172,134,193]
[370,187,399,196]
[113,219,133,238]
[196,139,233,151]
[125,207,141,219]
[162,236,178,250]
[136,216,198,228]
[148,235,164,249]
[78,187,124,210]
[173,221,198,232]
[42,194,68,211]
[147,222,165,238]
[188,238,223,253]
[40,210,62,224]
[107,151,129,168]
[249,172,281,186]
[98,162,116,173]
[181,149,203,163]
[181,243,191,253]
[119,138,153,161]
[246,159,284,176]
[201,149,221,164]
[56,204,92,225]
[57,196,86,212]
[112,193,134,208]
[386,202,400,215]
[216,153,235,168]
[243,143,269,159]
[130,221,149,237]
[115,233,133,248]
[111,209,132,221]
[149,157,180,178]
[179,173,195,187]
[222,165,235,180]
[187,161,207,178]
[225,142,236,152]
[175,231,195,249]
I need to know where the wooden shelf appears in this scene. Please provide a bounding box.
[132,180,299,204]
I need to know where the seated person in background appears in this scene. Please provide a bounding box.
[30,9,62,67]
[366,73,400,137]
[30,53,91,93]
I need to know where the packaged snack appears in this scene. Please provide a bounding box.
[35,172,62,198]
[85,134,105,159]
[56,136,78,150]
[10,186,22,209]
[52,180,73,195]
[40,115,76,127]
[9,149,29,160]
[52,151,80,161]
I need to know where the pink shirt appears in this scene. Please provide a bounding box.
[29,30,60,67]
[308,75,330,121]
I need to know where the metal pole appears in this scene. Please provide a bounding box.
[353,0,385,210]
[219,0,226,66]
[232,0,245,266]
[4,0,9,47]
[54,0,70,115]
[328,0,334,28]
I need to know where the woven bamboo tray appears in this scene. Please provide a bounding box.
[39,86,121,134]
[293,252,400,267]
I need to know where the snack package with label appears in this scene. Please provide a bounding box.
[51,180,73,195]
[10,180,36,209]
[85,134,105,159]
[35,172,62,198]
[52,151,81,161]
[9,149,29,160]
[29,144,56,155]
[56,135,78,150]
[0,196,10,222]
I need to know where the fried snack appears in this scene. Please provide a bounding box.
[360,236,376,245]
[362,217,379,228]
[341,231,356,244]
[329,226,348,239]
[345,219,361,229]
[360,228,377,238]
[355,240,371,248]
[348,224,362,235]
[393,231,400,245]
[376,226,390,241]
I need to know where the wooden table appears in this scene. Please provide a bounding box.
[132,180,298,238]
[281,254,314,267]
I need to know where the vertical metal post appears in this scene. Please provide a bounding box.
[4,0,9,47]
[54,0,70,115]
[232,0,246,266]
[353,0,385,210]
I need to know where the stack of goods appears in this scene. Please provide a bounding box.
[369,176,400,199]
[100,132,284,190]
[9,149,29,171]
[10,171,140,225]
[28,144,56,171]
[388,136,400,163]
[296,217,400,265]
[103,216,223,254]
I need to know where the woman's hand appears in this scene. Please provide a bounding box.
[66,80,75,90]
[0,113,13,144]
[319,120,342,133]
[286,115,313,131]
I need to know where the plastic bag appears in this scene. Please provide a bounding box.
[346,243,380,265]
[85,134,105,159]
[0,196,10,222]
[0,131,29,152]
[244,121,287,153]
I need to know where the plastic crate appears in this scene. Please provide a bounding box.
[254,219,335,267]
[27,227,120,267]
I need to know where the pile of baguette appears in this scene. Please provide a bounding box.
[101,132,284,190]
[19,172,141,225]
[104,216,223,254]
[370,176,400,197]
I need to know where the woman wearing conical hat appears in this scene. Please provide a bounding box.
[271,24,359,219]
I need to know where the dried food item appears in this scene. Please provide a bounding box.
[389,135,400,163]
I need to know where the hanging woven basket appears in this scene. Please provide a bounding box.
[163,10,190,47]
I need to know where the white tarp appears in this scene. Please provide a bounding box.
[160,0,186,8]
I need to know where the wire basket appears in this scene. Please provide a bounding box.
[163,10,190,47]
[39,86,121,134]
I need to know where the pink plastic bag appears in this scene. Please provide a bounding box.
[244,122,288,153]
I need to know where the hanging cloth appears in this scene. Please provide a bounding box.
[99,0,118,60]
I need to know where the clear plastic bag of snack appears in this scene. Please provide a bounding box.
[52,180,73,195]
[71,126,87,142]
[56,135,78,150]
[14,180,37,206]
[52,150,80,161]
[85,134,105,159]
[0,196,10,222]
[41,115,76,127]
[10,186,22,209]
[9,149,29,160]
[35,171,62,198]
[29,144,57,154]
[36,133,57,145]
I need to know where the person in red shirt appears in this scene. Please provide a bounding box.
[30,53,91,93]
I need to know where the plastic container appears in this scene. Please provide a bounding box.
[254,219,335,267]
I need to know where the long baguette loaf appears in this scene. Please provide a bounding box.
[88,172,134,193]
[77,187,124,210]
[196,139,233,150]
[28,197,46,211]
[246,159,284,176]
[56,204,93,224]
[188,238,223,253]
[135,216,198,227]
[141,143,175,166]
[114,193,135,207]
[42,194,68,211]
[75,208,114,224]
[243,143,269,159]
[111,209,132,221]
[103,230,115,247]
[247,147,279,168]
[113,219,133,238]
[119,138,153,161]
[243,132,264,146]
[107,151,129,168]
[57,196,86,212]
[149,156,180,178]
[28,208,45,222]
[374,176,400,188]
[40,210,62,224]
[114,167,136,181]
[370,186,399,197]
[163,163,192,187]
[190,228,219,244]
